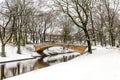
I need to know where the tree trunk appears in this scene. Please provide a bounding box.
[103,35,107,46]
[110,31,115,46]
[39,34,42,43]
[63,34,67,44]
[35,32,38,44]
[25,32,28,44]
[43,22,47,42]
[17,39,21,54]
[100,33,103,46]
[1,44,6,57]
[32,33,35,43]
[17,29,21,54]
[83,28,92,53]
[21,32,26,46]
[90,10,96,46]
[109,30,115,46]
[43,33,45,43]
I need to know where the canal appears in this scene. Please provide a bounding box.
[0,57,48,80]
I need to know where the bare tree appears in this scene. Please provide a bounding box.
[55,0,92,53]
[59,15,73,43]
[5,0,35,54]
[0,1,15,57]
[102,0,120,46]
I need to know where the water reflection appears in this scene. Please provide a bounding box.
[0,65,5,80]
[44,53,80,65]
[34,59,49,69]
[0,58,49,80]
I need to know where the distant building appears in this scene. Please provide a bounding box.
[44,33,62,43]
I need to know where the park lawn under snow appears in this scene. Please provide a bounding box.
[5,46,120,80]
[0,43,39,62]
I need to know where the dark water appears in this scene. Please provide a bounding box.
[0,58,49,80]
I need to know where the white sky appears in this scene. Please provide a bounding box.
[0,0,5,2]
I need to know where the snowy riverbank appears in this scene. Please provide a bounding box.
[0,43,39,63]
[5,46,120,80]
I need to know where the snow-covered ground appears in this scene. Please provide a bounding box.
[5,46,120,80]
[0,43,39,62]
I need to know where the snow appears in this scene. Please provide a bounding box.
[42,46,80,65]
[4,46,120,80]
[43,46,75,55]
[0,43,40,63]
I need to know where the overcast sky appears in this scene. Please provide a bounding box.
[0,0,5,2]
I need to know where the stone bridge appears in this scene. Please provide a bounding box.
[34,44,87,54]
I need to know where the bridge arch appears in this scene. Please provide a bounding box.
[34,44,87,54]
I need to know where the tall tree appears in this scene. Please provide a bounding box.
[55,0,92,53]
[6,0,35,54]
[102,0,120,46]
[0,1,15,57]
